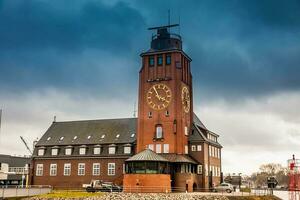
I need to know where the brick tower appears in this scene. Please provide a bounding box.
[137,24,193,155]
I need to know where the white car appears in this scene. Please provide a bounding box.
[214,183,234,193]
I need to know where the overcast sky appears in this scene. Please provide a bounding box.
[0,0,299,175]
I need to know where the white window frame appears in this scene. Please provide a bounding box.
[50,164,57,176]
[147,144,154,151]
[184,145,188,154]
[108,146,116,154]
[184,126,188,136]
[78,163,85,176]
[93,163,100,176]
[197,165,203,174]
[163,144,169,153]
[197,145,202,151]
[64,163,71,176]
[205,164,208,176]
[38,149,45,156]
[191,145,196,152]
[156,126,163,139]
[36,164,43,176]
[79,147,86,155]
[94,147,101,155]
[51,148,58,156]
[108,163,115,176]
[124,146,131,154]
[156,144,161,153]
[65,148,72,155]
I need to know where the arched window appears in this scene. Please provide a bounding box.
[156,125,163,139]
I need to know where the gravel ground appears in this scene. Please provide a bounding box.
[26,193,230,200]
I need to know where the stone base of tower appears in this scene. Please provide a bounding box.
[123,174,171,193]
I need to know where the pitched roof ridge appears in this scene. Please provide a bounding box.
[53,117,137,124]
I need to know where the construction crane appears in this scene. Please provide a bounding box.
[20,136,33,155]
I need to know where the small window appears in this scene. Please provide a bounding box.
[73,136,77,140]
[156,144,161,153]
[184,145,188,154]
[149,56,154,66]
[148,112,152,118]
[163,144,169,153]
[175,61,181,68]
[116,134,120,138]
[47,137,51,141]
[147,144,154,151]
[93,163,100,176]
[78,163,85,176]
[87,135,91,139]
[156,125,163,139]
[157,55,163,66]
[79,147,86,155]
[197,145,202,151]
[184,126,188,136]
[165,110,169,116]
[197,165,203,174]
[108,146,116,154]
[131,133,135,138]
[166,54,171,65]
[191,145,196,152]
[51,148,58,156]
[50,164,57,176]
[38,149,45,156]
[65,148,72,155]
[108,163,115,176]
[59,136,64,141]
[64,163,71,176]
[101,135,105,139]
[124,146,131,154]
[36,164,43,176]
[94,147,101,155]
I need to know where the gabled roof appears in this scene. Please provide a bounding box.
[193,113,207,130]
[36,118,136,146]
[0,155,30,167]
[126,149,168,162]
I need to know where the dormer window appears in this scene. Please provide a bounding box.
[87,135,91,140]
[156,125,163,139]
[59,136,64,141]
[101,134,105,139]
[94,145,101,155]
[73,136,77,140]
[51,147,59,156]
[65,147,72,155]
[108,145,116,154]
[47,137,51,141]
[124,145,131,154]
[38,148,45,156]
[116,134,120,138]
[79,146,86,155]
[130,133,135,138]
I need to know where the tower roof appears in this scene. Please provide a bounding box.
[126,149,168,162]
[148,24,182,51]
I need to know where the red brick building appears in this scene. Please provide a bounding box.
[30,24,222,191]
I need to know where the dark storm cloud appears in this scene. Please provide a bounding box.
[0,0,146,95]
[0,0,300,100]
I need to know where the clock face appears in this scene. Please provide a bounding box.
[147,84,172,110]
[182,86,190,113]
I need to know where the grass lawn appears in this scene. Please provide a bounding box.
[34,190,104,198]
[227,196,282,200]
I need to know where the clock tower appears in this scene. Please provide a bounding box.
[137,24,193,154]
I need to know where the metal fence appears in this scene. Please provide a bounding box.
[0,185,52,199]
